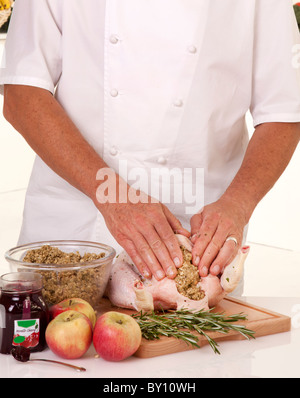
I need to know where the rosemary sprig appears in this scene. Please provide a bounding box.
[132,308,255,354]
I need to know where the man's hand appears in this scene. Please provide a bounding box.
[190,197,247,277]
[190,122,300,278]
[98,180,190,281]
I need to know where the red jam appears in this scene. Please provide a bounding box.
[0,272,49,355]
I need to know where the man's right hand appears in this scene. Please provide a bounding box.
[97,177,190,281]
[3,85,189,280]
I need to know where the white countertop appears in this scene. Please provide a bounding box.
[0,296,299,379]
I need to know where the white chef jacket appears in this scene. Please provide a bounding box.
[1,0,300,257]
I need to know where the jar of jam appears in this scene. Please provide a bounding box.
[0,272,49,355]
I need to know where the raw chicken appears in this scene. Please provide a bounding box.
[105,234,249,312]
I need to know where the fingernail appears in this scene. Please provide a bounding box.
[201,266,208,276]
[211,265,220,274]
[156,270,165,280]
[194,256,200,266]
[173,257,181,267]
[166,267,177,278]
[143,269,151,278]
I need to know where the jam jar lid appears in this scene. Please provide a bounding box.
[0,272,43,294]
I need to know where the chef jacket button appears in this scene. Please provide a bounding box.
[157,156,167,165]
[110,146,118,156]
[187,45,197,54]
[109,34,119,44]
[173,99,183,107]
[110,89,119,97]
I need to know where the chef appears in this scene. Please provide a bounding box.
[1,0,300,295]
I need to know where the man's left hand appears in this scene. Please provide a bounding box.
[190,197,247,277]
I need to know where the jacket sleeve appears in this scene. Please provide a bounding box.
[0,0,62,95]
[250,0,300,127]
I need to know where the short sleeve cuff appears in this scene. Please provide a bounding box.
[253,113,300,127]
[0,76,55,96]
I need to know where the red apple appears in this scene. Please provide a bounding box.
[49,298,96,328]
[93,311,142,361]
[45,310,93,359]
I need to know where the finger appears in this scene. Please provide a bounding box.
[163,206,190,237]
[190,212,204,243]
[198,235,224,277]
[191,217,218,269]
[120,238,152,279]
[199,220,235,276]
[142,225,178,279]
[197,220,234,276]
[125,231,166,280]
[154,220,183,269]
[210,239,240,275]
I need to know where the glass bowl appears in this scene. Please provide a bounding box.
[5,240,116,309]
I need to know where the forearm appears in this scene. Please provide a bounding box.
[191,122,300,276]
[3,84,189,279]
[3,85,107,203]
[221,122,300,223]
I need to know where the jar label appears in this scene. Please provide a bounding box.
[13,319,40,348]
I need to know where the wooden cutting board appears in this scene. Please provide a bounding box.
[97,297,291,358]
